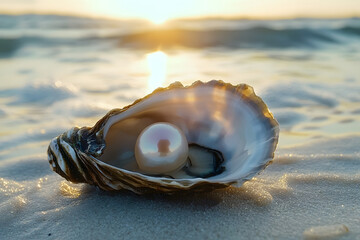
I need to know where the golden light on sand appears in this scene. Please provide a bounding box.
[59,181,81,198]
[147,51,167,92]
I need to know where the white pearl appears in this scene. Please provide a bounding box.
[135,122,188,174]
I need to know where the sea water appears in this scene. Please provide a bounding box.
[0,15,359,239]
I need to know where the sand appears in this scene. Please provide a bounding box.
[0,135,359,239]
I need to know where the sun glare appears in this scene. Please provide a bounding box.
[147,14,168,24]
[147,51,167,92]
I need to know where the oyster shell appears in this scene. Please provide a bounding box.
[47,80,279,194]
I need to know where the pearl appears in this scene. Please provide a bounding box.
[135,122,188,174]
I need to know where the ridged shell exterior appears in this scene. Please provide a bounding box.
[47,80,279,194]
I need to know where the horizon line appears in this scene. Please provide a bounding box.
[0,10,359,22]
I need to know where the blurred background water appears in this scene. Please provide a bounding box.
[1,2,360,238]
[0,14,359,162]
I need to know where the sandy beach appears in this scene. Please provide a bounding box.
[0,15,360,239]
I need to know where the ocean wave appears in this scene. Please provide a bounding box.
[0,83,75,106]
[50,100,108,118]
[0,38,21,57]
[263,82,338,108]
[0,14,147,29]
[0,27,343,53]
[271,110,306,128]
[119,27,340,49]
[0,15,359,53]
[263,80,360,110]
[0,108,6,118]
[0,126,68,152]
[339,26,360,35]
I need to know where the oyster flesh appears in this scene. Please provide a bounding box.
[47,80,279,194]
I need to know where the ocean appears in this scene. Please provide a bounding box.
[0,14,359,239]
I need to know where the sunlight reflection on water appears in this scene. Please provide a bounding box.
[146,50,167,93]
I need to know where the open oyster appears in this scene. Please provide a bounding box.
[47,80,279,194]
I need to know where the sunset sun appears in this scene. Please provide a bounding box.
[143,11,170,24]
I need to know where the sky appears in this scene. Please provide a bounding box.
[0,0,359,22]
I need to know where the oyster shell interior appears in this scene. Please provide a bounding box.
[97,82,277,182]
